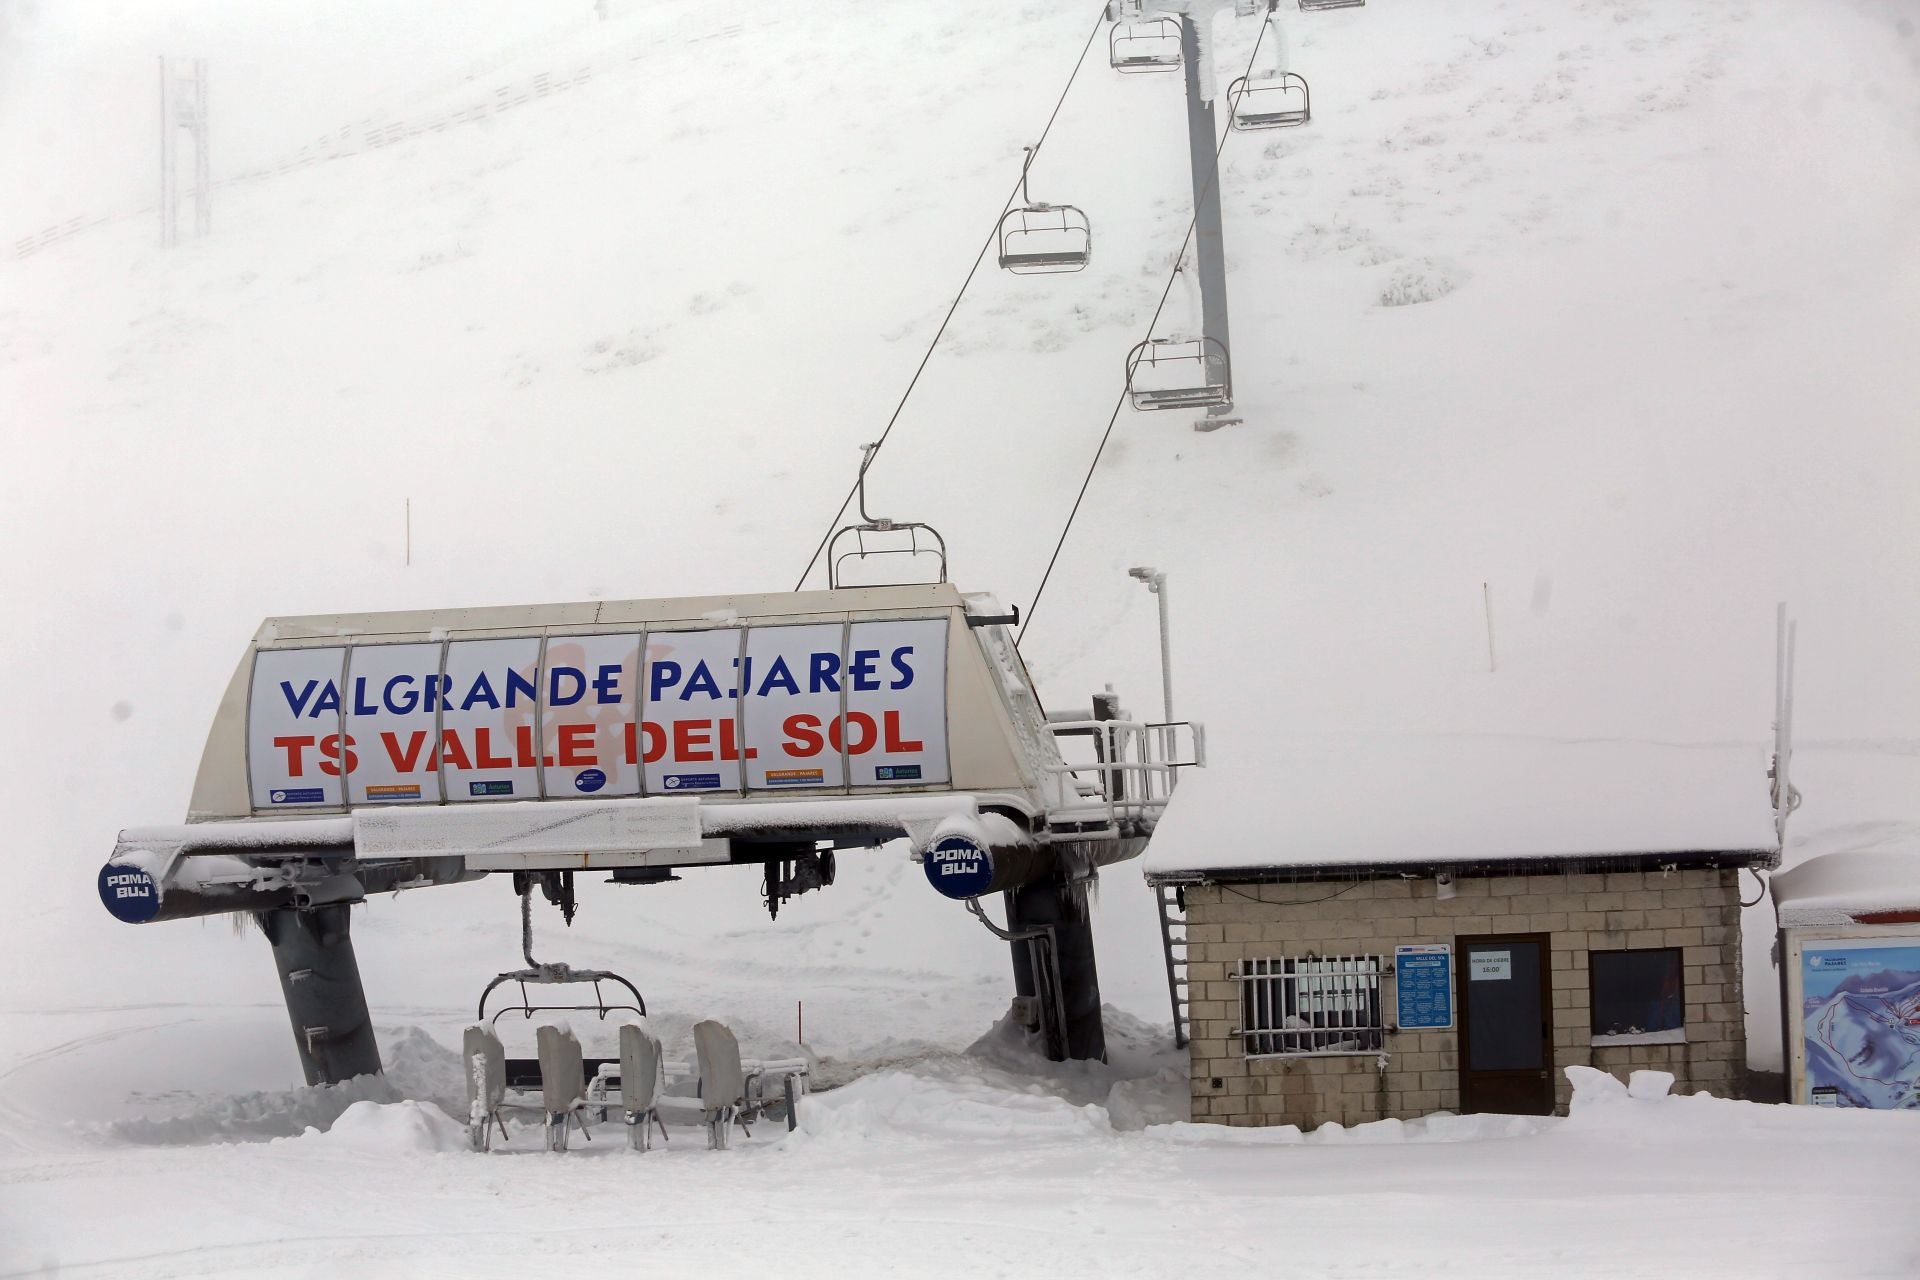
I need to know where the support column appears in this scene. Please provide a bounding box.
[1180,13,1232,389]
[1006,874,1107,1063]
[257,904,381,1086]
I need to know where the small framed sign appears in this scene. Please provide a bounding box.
[1396,944,1454,1031]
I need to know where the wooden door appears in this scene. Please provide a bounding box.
[1456,933,1554,1115]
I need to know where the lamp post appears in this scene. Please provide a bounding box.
[1128,567,1173,722]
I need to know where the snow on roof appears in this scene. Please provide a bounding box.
[1143,734,1779,878]
[1772,849,1920,926]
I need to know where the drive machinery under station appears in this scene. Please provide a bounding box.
[98,579,1202,1144]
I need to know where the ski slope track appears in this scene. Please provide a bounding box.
[4,0,1920,1275]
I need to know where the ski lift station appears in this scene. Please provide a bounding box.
[98,580,1201,1145]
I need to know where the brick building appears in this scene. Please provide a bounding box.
[1142,737,1781,1127]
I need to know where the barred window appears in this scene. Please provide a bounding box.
[1237,956,1385,1057]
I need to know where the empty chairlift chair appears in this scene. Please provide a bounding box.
[1227,70,1310,130]
[1109,16,1181,73]
[1125,336,1232,411]
[619,1022,668,1152]
[998,147,1091,275]
[693,1019,746,1151]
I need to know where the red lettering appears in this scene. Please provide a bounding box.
[718,718,741,762]
[640,721,666,764]
[883,710,923,753]
[439,729,472,771]
[317,733,358,777]
[674,720,713,762]
[381,730,431,772]
[623,722,638,766]
[830,712,877,755]
[783,714,824,758]
[474,727,513,770]
[273,735,315,777]
[558,723,597,766]
[515,724,538,768]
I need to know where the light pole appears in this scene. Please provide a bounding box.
[1129,567,1173,722]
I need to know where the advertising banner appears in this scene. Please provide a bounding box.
[1800,937,1920,1109]
[245,618,951,810]
[1395,944,1453,1031]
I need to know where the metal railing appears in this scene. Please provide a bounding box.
[1046,717,1203,833]
[1235,956,1386,1058]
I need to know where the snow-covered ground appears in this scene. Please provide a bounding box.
[5,0,1920,1273]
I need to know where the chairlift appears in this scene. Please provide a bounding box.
[1227,70,1310,131]
[826,443,950,590]
[997,147,1091,275]
[1125,336,1232,411]
[1109,17,1182,73]
[1298,0,1365,10]
[476,877,647,1092]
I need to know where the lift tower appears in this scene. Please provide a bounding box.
[159,58,210,247]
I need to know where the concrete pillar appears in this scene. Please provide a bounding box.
[257,904,381,1086]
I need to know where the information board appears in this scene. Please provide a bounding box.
[1798,936,1920,1109]
[1395,944,1454,1031]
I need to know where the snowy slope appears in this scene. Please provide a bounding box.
[4,0,1920,1271]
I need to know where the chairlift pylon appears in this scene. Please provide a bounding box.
[1227,70,1310,131]
[1125,337,1232,412]
[997,146,1092,275]
[1109,16,1182,73]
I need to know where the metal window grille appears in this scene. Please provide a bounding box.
[1236,956,1385,1057]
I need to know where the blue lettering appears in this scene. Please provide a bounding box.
[462,672,501,711]
[505,668,537,708]
[549,666,586,707]
[351,677,379,717]
[383,674,419,715]
[592,664,621,704]
[425,675,453,713]
[756,656,800,697]
[849,649,881,692]
[650,660,681,702]
[311,681,341,717]
[890,646,915,690]
[280,679,319,717]
[682,660,722,700]
[809,651,841,694]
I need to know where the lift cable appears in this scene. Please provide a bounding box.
[792,0,1114,592]
[1017,18,1272,648]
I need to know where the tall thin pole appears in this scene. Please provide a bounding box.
[1179,14,1231,398]
[1156,576,1174,721]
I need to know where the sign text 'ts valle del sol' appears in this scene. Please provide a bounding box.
[246,620,948,808]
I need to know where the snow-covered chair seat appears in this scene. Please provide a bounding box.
[694,1019,745,1150]
[463,1024,510,1152]
[536,1024,590,1152]
[618,1022,668,1152]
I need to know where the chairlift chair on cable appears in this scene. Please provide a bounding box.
[1109,17,1182,73]
[1125,336,1232,411]
[997,146,1091,275]
[1227,70,1310,130]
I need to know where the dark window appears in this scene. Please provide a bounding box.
[1238,956,1384,1056]
[1589,948,1685,1037]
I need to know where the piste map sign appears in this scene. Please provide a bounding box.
[246,619,949,809]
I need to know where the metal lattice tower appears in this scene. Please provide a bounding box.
[159,58,211,247]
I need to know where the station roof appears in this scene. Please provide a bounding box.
[1772,849,1920,927]
[1142,734,1781,882]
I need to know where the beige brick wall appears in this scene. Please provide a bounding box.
[1182,867,1748,1128]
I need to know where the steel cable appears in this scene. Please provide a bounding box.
[1018,15,1272,646]
[792,1,1116,591]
